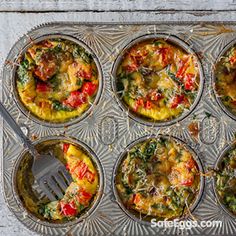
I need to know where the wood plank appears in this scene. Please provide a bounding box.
[1,10,236,64]
[0,0,236,12]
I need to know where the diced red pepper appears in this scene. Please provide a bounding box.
[230,56,236,64]
[124,63,138,73]
[181,176,194,186]
[40,40,53,48]
[65,163,70,171]
[184,73,195,91]
[76,161,88,179]
[60,201,77,217]
[76,190,92,205]
[80,190,92,200]
[36,82,51,92]
[185,158,196,171]
[63,143,70,153]
[133,193,141,204]
[134,98,144,111]
[158,47,169,65]
[145,100,152,109]
[85,170,95,183]
[171,94,185,109]
[150,91,163,101]
[63,91,87,108]
[77,69,92,79]
[130,49,148,66]
[81,82,97,96]
[176,59,189,79]
[28,48,36,58]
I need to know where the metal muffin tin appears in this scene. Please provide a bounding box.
[213,142,236,220]
[12,34,104,128]
[12,135,105,228]
[111,33,205,127]
[212,38,236,122]
[112,134,205,226]
[2,22,236,235]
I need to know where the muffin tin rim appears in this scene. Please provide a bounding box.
[11,135,105,228]
[111,134,205,226]
[213,142,236,220]
[11,33,104,128]
[111,33,205,127]
[212,37,236,122]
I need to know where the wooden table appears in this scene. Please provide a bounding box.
[0,1,235,235]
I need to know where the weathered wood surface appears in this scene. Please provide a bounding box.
[0,0,236,11]
[0,3,236,236]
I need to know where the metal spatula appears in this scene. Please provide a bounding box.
[0,102,72,201]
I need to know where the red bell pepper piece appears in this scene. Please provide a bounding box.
[176,59,189,79]
[145,100,152,109]
[150,91,163,101]
[181,176,194,186]
[77,69,92,79]
[185,158,197,172]
[76,161,88,179]
[85,170,95,183]
[63,91,87,108]
[60,201,77,217]
[36,82,51,92]
[82,82,97,96]
[40,40,53,48]
[134,98,144,111]
[125,63,138,73]
[158,47,169,65]
[80,190,92,200]
[63,143,70,153]
[184,73,195,91]
[76,189,93,205]
[171,94,185,109]
[230,56,236,64]
[133,193,141,204]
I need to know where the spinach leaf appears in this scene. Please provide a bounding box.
[153,41,164,46]
[52,100,72,111]
[144,141,157,160]
[39,205,52,219]
[48,75,60,90]
[166,69,183,87]
[151,203,169,210]
[17,63,30,85]
[73,46,93,63]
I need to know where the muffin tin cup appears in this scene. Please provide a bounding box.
[212,38,236,122]
[11,135,105,228]
[111,33,205,127]
[11,33,104,128]
[112,134,205,226]
[213,143,236,220]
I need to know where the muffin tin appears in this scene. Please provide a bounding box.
[2,22,236,235]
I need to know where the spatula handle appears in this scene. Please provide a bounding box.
[0,102,39,157]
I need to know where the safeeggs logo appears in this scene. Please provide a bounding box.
[151,219,222,229]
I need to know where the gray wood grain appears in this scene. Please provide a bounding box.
[0,9,236,236]
[0,0,236,11]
